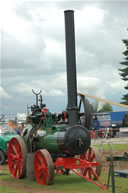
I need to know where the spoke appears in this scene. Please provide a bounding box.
[88,169,92,179]
[79,99,82,111]
[10,160,17,168]
[36,163,41,170]
[42,173,46,185]
[38,170,44,178]
[19,152,22,158]
[42,155,46,164]
[90,153,96,162]
[44,171,49,182]
[44,167,48,171]
[18,160,22,171]
[18,151,23,162]
[9,144,15,154]
[19,156,23,162]
[10,153,17,160]
[42,163,47,170]
[13,163,18,177]
[37,153,43,164]
[43,171,48,185]
[36,162,47,174]
[36,160,41,167]
[11,144,17,155]
[88,148,92,161]
[83,168,88,176]
[38,170,45,184]
[17,163,21,178]
[81,153,86,160]
[84,153,88,160]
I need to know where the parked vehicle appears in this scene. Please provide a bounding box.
[90,111,128,138]
[0,122,18,165]
[90,112,112,138]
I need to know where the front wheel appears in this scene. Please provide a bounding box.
[34,149,54,185]
[0,150,5,165]
[8,137,27,179]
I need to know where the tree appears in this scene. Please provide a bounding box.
[90,102,113,113]
[98,103,113,112]
[119,38,128,105]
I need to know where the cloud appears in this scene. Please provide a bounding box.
[44,38,64,58]
[10,72,66,96]
[1,1,128,115]
[76,5,105,31]
[17,113,26,121]
[0,87,11,98]
[48,89,64,96]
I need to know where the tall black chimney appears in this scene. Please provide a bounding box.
[64,10,78,125]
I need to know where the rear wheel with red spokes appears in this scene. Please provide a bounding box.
[8,137,27,179]
[80,146,102,180]
[34,149,54,185]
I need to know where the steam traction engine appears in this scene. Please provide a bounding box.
[8,10,106,189]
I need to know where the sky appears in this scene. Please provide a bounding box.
[0,0,128,117]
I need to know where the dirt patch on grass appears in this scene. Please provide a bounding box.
[0,162,9,172]
[0,180,59,193]
[101,149,128,171]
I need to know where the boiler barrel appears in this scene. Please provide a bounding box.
[35,125,90,155]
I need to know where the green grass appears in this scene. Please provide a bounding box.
[0,185,22,193]
[94,143,128,151]
[0,171,128,193]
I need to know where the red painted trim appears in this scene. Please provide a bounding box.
[41,108,48,120]
[54,157,106,190]
[62,111,66,121]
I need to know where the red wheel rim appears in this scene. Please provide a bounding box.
[34,149,54,185]
[80,147,96,162]
[80,147,102,180]
[8,137,27,179]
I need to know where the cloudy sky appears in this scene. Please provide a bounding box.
[1,0,128,117]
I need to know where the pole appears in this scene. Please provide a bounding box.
[64,10,78,125]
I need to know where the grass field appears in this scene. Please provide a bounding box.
[0,143,128,193]
[94,143,128,151]
[0,171,128,193]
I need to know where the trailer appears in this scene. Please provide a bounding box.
[90,111,128,138]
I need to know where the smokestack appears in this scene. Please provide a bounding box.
[64,10,78,125]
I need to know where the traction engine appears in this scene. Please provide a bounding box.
[8,10,106,189]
